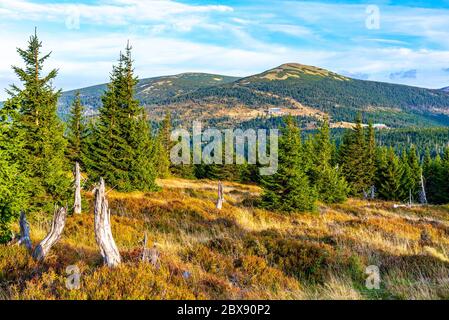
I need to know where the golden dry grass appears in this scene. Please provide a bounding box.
[1,178,449,300]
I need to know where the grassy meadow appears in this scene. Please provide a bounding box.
[1,178,449,300]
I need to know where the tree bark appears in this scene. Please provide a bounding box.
[142,232,149,262]
[19,208,67,262]
[216,181,224,210]
[419,174,428,205]
[73,162,82,214]
[19,211,32,252]
[32,207,67,262]
[94,178,121,268]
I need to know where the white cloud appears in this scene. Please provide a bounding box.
[264,24,313,38]
[2,0,449,100]
[0,0,233,29]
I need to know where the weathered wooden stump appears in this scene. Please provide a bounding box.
[19,207,67,262]
[216,181,224,210]
[73,162,82,214]
[32,207,67,262]
[142,232,160,268]
[419,174,428,205]
[94,178,121,268]
[142,232,149,262]
[148,244,160,269]
[19,211,32,252]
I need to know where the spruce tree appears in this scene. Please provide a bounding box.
[67,91,87,166]
[87,43,158,191]
[377,147,404,201]
[429,154,445,204]
[129,112,159,191]
[422,152,448,204]
[339,114,370,196]
[160,111,172,177]
[400,149,413,201]
[86,55,129,188]
[260,116,316,212]
[312,118,348,204]
[4,30,69,212]
[441,148,449,203]
[366,122,376,188]
[408,145,422,199]
[0,112,27,243]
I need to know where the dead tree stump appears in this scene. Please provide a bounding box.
[32,207,67,262]
[19,211,32,252]
[94,178,121,268]
[142,232,149,262]
[419,174,428,205]
[142,232,160,268]
[216,181,224,210]
[19,207,67,262]
[148,244,160,269]
[73,162,82,214]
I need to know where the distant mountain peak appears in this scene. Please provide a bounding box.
[240,62,350,83]
[57,63,449,129]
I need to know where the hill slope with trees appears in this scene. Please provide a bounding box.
[58,63,449,128]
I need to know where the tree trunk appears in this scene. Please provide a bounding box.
[32,207,67,262]
[73,162,82,214]
[419,174,428,205]
[142,232,149,262]
[94,178,121,268]
[19,211,32,252]
[216,181,224,210]
[19,208,67,262]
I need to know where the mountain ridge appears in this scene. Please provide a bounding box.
[56,63,449,128]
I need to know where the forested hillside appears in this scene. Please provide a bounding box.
[58,73,239,119]
[56,63,449,128]
[329,127,449,156]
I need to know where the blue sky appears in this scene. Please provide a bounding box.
[1,0,449,99]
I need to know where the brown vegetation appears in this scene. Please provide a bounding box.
[1,178,449,300]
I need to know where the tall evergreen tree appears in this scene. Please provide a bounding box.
[311,118,348,204]
[260,117,316,212]
[4,30,69,212]
[67,91,87,166]
[87,43,158,191]
[408,145,422,199]
[366,122,377,188]
[377,147,404,201]
[339,114,370,196]
[155,111,173,178]
[0,112,27,243]
[400,149,413,201]
[423,151,447,204]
